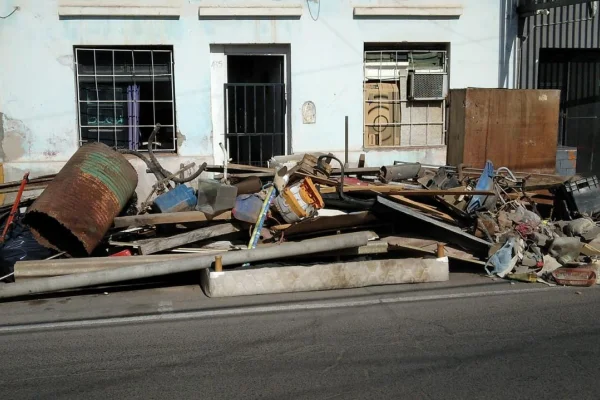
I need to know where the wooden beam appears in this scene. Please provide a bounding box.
[113,211,231,228]
[388,195,456,223]
[138,223,241,255]
[319,186,495,196]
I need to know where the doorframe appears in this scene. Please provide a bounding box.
[210,44,291,166]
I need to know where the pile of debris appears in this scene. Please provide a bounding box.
[1,128,599,299]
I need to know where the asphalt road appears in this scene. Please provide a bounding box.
[1,280,600,399]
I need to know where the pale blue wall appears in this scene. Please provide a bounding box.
[0,0,507,184]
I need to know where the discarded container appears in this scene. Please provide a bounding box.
[232,194,264,224]
[24,142,138,257]
[273,177,324,223]
[197,180,238,215]
[154,185,197,213]
[234,176,263,195]
[557,176,600,218]
[552,268,597,287]
[379,163,421,183]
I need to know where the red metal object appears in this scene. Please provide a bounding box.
[110,249,132,257]
[552,268,597,287]
[0,172,30,243]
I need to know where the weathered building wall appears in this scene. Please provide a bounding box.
[0,0,506,196]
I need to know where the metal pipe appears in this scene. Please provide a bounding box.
[0,232,370,299]
[344,116,349,167]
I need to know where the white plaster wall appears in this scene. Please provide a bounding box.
[0,0,506,189]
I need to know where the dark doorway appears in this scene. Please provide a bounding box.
[538,49,600,177]
[225,55,286,167]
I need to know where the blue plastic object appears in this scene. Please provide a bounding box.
[153,185,197,213]
[467,160,494,214]
[232,194,264,223]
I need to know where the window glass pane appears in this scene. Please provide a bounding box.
[155,102,173,125]
[152,51,172,75]
[77,49,95,75]
[114,50,134,75]
[154,79,173,101]
[133,51,152,75]
[95,50,113,75]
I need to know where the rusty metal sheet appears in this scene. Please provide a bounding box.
[24,143,138,257]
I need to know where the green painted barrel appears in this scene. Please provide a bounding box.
[24,142,138,257]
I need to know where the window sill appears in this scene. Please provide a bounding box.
[353,5,463,18]
[58,5,181,18]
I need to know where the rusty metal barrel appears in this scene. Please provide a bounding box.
[24,142,138,257]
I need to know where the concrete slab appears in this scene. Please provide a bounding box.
[201,257,450,298]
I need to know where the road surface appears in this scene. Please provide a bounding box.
[1,274,599,399]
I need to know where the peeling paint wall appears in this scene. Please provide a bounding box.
[0,0,507,187]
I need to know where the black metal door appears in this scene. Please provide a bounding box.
[224,83,286,167]
[538,49,600,177]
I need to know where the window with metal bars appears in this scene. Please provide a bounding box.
[75,46,176,152]
[363,46,447,148]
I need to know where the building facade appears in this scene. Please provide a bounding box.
[0,0,510,197]
[516,0,600,177]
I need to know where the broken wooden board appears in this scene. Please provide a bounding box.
[271,211,379,236]
[138,223,241,255]
[581,243,600,257]
[113,211,232,228]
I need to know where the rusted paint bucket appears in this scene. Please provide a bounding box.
[24,143,138,257]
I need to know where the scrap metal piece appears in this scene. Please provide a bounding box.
[379,164,422,183]
[24,143,138,257]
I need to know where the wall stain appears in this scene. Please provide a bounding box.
[0,112,31,162]
[56,55,74,71]
[176,130,186,149]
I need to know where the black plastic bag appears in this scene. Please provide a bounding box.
[0,214,53,283]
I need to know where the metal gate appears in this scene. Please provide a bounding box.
[538,49,600,177]
[224,83,286,167]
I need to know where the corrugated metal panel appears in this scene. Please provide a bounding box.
[519,1,600,89]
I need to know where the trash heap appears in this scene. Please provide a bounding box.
[1,132,599,298]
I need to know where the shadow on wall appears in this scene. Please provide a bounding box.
[498,0,519,88]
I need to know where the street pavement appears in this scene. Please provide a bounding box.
[1,273,599,399]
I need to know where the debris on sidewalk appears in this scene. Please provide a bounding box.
[1,123,599,298]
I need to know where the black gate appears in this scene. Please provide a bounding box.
[538,49,600,177]
[224,83,286,167]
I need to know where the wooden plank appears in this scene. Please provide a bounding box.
[581,243,600,257]
[330,167,380,175]
[215,172,274,179]
[388,195,456,223]
[271,211,378,236]
[386,241,485,265]
[113,211,232,228]
[139,223,241,255]
[319,185,495,196]
[205,164,274,173]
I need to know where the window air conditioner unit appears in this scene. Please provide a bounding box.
[408,71,448,101]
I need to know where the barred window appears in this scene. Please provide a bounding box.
[75,47,176,152]
[363,45,448,148]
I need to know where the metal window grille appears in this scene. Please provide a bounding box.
[75,47,176,152]
[363,49,447,148]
